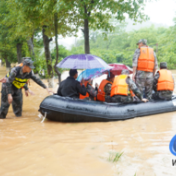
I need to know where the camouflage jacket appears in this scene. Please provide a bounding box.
[6,66,47,94]
[126,77,142,100]
[86,84,98,100]
[104,79,113,96]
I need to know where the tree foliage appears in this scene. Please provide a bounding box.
[64,0,148,53]
[1,0,175,85]
[70,24,176,69]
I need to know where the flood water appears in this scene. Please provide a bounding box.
[0,67,176,176]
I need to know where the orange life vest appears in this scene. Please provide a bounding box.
[157,69,174,91]
[79,81,89,99]
[97,79,112,102]
[137,47,155,72]
[18,63,23,67]
[110,75,134,97]
[130,90,135,97]
[79,81,97,100]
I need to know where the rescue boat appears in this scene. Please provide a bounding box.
[39,95,176,122]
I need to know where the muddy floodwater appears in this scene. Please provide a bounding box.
[0,67,176,176]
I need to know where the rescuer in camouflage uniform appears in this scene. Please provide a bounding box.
[0,58,52,119]
[105,72,115,92]
[152,62,175,100]
[132,39,158,100]
[110,70,147,103]
[103,72,115,102]
[84,79,98,101]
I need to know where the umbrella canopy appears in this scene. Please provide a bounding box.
[57,54,110,69]
[77,67,112,82]
[109,63,133,75]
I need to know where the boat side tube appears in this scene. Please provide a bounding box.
[39,95,176,122]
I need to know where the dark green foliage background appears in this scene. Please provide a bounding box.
[70,24,176,69]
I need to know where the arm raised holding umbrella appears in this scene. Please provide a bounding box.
[56,54,111,100]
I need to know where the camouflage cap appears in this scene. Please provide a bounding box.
[137,39,147,45]
[121,69,130,75]
[160,62,167,68]
[23,58,35,69]
[22,57,31,61]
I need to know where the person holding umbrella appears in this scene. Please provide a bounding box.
[110,70,148,103]
[57,69,87,98]
[56,54,112,100]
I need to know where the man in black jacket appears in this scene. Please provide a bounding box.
[57,69,87,98]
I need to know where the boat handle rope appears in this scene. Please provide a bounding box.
[41,112,47,123]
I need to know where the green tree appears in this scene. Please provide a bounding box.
[66,0,148,54]
[0,0,18,69]
[1,0,33,63]
[10,0,78,86]
[71,24,176,69]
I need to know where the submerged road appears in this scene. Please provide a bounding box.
[0,67,176,176]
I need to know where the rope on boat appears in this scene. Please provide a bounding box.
[41,112,47,123]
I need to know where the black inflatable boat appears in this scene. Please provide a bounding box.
[39,95,176,122]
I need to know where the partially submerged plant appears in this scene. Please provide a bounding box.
[108,151,123,163]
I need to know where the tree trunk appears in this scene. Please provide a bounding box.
[84,6,90,54]
[27,37,35,57]
[42,26,54,88]
[4,55,11,72]
[54,13,61,83]
[17,43,22,63]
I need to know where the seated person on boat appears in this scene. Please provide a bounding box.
[79,78,98,101]
[110,69,148,103]
[96,72,115,102]
[57,69,87,98]
[152,62,175,100]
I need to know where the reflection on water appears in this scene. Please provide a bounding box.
[0,67,176,176]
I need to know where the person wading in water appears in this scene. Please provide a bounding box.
[0,58,53,119]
